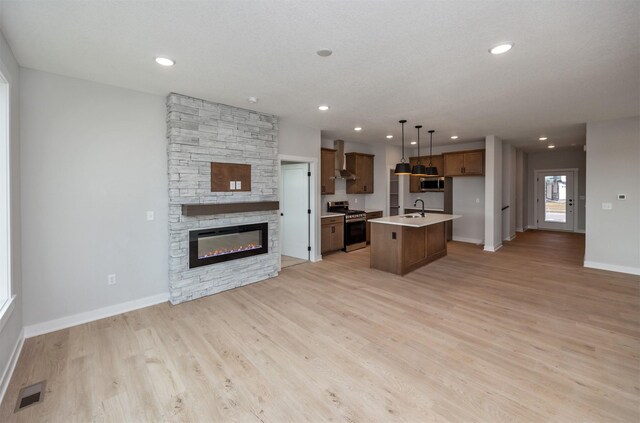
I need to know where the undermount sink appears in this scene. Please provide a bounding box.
[400,214,423,218]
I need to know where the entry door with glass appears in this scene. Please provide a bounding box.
[536,171,576,231]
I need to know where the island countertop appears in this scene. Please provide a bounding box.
[369,213,461,228]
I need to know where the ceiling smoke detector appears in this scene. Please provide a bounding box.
[248,97,258,104]
[316,49,333,57]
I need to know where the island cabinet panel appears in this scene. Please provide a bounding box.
[320,148,336,195]
[346,152,374,194]
[365,210,383,244]
[370,221,448,276]
[369,223,400,274]
[409,155,444,192]
[321,216,344,254]
[427,223,447,257]
[443,150,485,176]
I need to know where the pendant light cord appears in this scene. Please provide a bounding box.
[428,130,434,166]
[400,120,406,163]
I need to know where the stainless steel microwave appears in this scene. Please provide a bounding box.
[420,177,445,191]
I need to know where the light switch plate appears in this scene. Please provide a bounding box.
[146,211,154,221]
[236,180,241,190]
[230,181,236,190]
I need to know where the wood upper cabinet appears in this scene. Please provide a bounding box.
[346,152,374,194]
[408,155,444,192]
[443,149,485,176]
[321,216,344,254]
[320,148,336,195]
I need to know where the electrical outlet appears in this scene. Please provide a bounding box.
[602,202,613,210]
[354,198,358,204]
[230,181,236,190]
[236,180,241,190]
[475,198,480,203]
[146,211,154,221]
[107,274,117,285]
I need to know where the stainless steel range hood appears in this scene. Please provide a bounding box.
[333,140,357,180]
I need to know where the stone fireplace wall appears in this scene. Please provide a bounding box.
[167,93,279,304]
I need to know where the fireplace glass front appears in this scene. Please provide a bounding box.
[189,223,268,268]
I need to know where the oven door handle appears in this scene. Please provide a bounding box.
[346,218,366,223]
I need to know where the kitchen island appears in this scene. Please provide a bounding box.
[368,213,461,276]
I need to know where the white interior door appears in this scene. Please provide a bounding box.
[281,163,309,260]
[536,171,575,231]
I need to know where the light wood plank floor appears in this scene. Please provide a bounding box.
[1,231,638,422]
[281,255,308,269]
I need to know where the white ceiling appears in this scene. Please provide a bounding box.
[0,0,638,151]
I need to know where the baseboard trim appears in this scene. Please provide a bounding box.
[528,225,538,230]
[484,243,503,252]
[584,261,640,276]
[24,292,169,338]
[451,236,484,245]
[516,227,524,233]
[0,328,24,406]
[503,233,517,241]
[575,229,585,234]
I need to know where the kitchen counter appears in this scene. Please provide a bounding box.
[404,207,444,213]
[369,213,460,228]
[364,209,383,213]
[321,212,345,218]
[369,213,461,276]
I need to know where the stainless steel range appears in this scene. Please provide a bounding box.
[327,201,367,252]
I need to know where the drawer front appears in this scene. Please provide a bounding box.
[322,216,344,225]
[366,211,383,219]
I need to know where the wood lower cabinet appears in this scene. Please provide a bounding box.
[443,150,485,176]
[365,210,383,244]
[320,148,336,195]
[346,152,374,194]
[321,216,344,253]
[409,155,444,193]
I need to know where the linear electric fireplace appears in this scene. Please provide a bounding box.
[189,223,268,268]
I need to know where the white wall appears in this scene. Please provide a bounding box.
[0,29,22,401]
[278,118,322,260]
[516,150,527,231]
[484,135,503,251]
[502,143,516,240]
[527,148,586,231]
[20,69,169,327]
[584,116,640,275]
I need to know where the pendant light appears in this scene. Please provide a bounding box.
[425,130,438,176]
[411,125,427,176]
[394,120,411,174]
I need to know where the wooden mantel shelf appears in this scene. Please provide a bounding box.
[182,201,279,216]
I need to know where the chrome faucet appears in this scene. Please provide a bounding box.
[414,199,425,217]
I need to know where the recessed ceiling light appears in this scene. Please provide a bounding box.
[318,105,329,111]
[155,57,175,66]
[386,135,393,139]
[354,127,362,131]
[316,49,333,57]
[547,145,555,149]
[539,137,548,141]
[410,141,417,145]
[489,43,513,55]
[450,135,459,140]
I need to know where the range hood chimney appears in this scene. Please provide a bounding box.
[333,140,357,180]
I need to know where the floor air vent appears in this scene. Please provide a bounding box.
[15,381,45,412]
